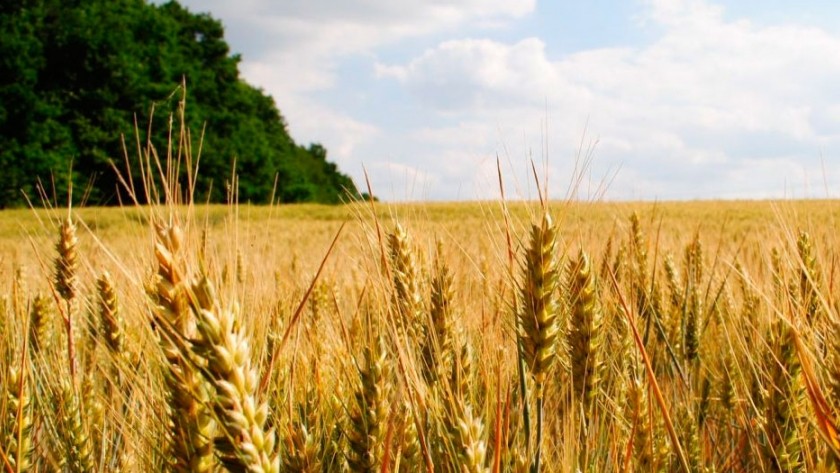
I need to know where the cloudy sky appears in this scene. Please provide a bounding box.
[171,0,840,201]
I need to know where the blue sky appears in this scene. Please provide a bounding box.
[170,0,840,201]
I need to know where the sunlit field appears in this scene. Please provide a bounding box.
[3,196,840,471]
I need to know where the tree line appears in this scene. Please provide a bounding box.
[0,0,360,207]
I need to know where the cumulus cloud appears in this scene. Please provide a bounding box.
[177,0,534,91]
[167,0,840,200]
[375,0,840,199]
[376,38,563,110]
[171,0,535,196]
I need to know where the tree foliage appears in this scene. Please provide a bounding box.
[0,0,358,206]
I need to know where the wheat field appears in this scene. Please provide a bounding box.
[2,193,840,472]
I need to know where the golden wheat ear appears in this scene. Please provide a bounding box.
[280,418,322,472]
[54,216,81,379]
[452,402,488,472]
[422,241,455,387]
[97,271,123,359]
[149,221,215,472]
[54,217,79,303]
[28,293,52,355]
[387,223,424,341]
[190,277,279,472]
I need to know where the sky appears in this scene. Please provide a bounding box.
[169,0,840,201]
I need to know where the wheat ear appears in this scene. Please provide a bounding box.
[516,212,561,473]
[151,222,215,472]
[190,277,279,472]
[54,216,79,378]
[281,420,321,472]
[5,366,33,472]
[55,217,79,302]
[58,380,95,472]
[763,319,804,471]
[796,231,821,323]
[517,212,561,394]
[28,294,52,355]
[453,402,489,473]
[567,249,603,423]
[97,272,124,359]
[346,336,391,472]
[422,242,455,386]
[387,223,424,339]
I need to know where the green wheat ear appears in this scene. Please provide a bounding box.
[5,365,33,472]
[516,212,560,473]
[59,380,95,472]
[796,231,821,323]
[568,249,603,419]
[763,319,804,472]
[517,212,561,395]
[346,335,392,472]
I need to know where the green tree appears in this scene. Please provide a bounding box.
[0,0,358,207]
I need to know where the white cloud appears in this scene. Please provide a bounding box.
[375,0,840,199]
[178,0,534,92]
[172,0,536,196]
[166,0,840,200]
[643,0,725,28]
[376,38,563,110]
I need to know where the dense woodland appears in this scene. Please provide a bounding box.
[0,0,359,207]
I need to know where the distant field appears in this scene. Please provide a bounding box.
[2,199,838,299]
[3,199,838,270]
[2,199,840,471]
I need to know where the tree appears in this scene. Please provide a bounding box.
[0,0,358,207]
